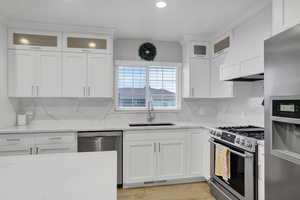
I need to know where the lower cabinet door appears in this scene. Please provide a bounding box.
[189,133,204,177]
[124,141,156,184]
[0,146,32,156]
[202,130,211,179]
[157,140,186,180]
[35,144,76,154]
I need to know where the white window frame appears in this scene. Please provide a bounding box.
[114,60,182,111]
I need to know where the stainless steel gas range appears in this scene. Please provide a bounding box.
[208,126,264,200]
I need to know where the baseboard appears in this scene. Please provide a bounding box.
[123,177,207,188]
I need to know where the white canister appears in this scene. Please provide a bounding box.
[16,114,27,126]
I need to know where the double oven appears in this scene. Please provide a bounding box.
[208,126,262,200]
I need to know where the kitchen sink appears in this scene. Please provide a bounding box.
[129,123,175,127]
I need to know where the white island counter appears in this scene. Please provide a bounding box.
[0,151,117,200]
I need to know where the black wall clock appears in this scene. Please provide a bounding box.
[139,42,157,61]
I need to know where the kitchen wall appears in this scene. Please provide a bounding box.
[0,21,17,128]
[114,39,182,62]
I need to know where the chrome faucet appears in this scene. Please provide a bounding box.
[147,100,155,122]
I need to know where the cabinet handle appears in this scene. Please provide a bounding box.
[49,137,62,140]
[88,86,91,97]
[154,143,156,153]
[30,47,41,50]
[30,147,33,155]
[32,85,34,96]
[191,88,194,97]
[83,87,86,97]
[36,86,39,97]
[36,147,39,154]
[159,143,161,152]
[6,138,20,142]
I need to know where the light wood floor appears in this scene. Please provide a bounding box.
[118,182,216,200]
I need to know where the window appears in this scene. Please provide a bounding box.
[116,62,180,110]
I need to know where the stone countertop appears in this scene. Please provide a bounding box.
[0,151,117,200]
[0,120,228,134]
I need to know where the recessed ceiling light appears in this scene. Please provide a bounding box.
[156,1,167,8]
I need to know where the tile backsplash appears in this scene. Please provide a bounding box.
[17,98,219,125]
[14,81,264,127]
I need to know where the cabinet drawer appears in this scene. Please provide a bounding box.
[0,145,32,156]
[35,133,76,145]
[36,143,77,154]
[0,136,33,146]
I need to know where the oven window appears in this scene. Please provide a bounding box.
[214,146,245,196]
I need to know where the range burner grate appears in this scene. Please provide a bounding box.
[218,125,264,140]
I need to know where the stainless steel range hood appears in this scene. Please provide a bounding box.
[226,73,264,82]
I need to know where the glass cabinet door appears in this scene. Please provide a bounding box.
[63,33,112,53]
[13,33,58,47]
[67,37,107,50]
[9,29,61,50]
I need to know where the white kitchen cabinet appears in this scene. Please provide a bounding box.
[190,58,210,98]
[157,140,186,180]
[87,54,113,97]
[8,50,37,97]
[211,53,234,97]
[188,129,210,180]
[201,129,211,180]
[38,51,62,97]
[0,133,77,156]
[182,37,211,99]
[8,50,62,97]
[124,141,156,183]
[258,143,265,200]
[62,52,87,97]
[62,53,113,98]
[8,29,62,51]
[272,0,300,36]
[189,132,204,177]
[123,130,188,187]
[123,128,212,188]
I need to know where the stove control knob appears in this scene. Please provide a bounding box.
[236,138,240,144]
[241,139,245,146]
[216,132,221,137]
[246,142,253,148]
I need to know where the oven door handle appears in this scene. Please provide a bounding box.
[208,139,253,158]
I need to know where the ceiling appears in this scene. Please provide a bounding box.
[0,0,271,41]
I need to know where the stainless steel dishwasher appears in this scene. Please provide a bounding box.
[77,131,123,187]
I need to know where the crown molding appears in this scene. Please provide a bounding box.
[5,18,115,36]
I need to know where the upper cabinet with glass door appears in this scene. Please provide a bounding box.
[8,29,62,51]
[63,33,113,54]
